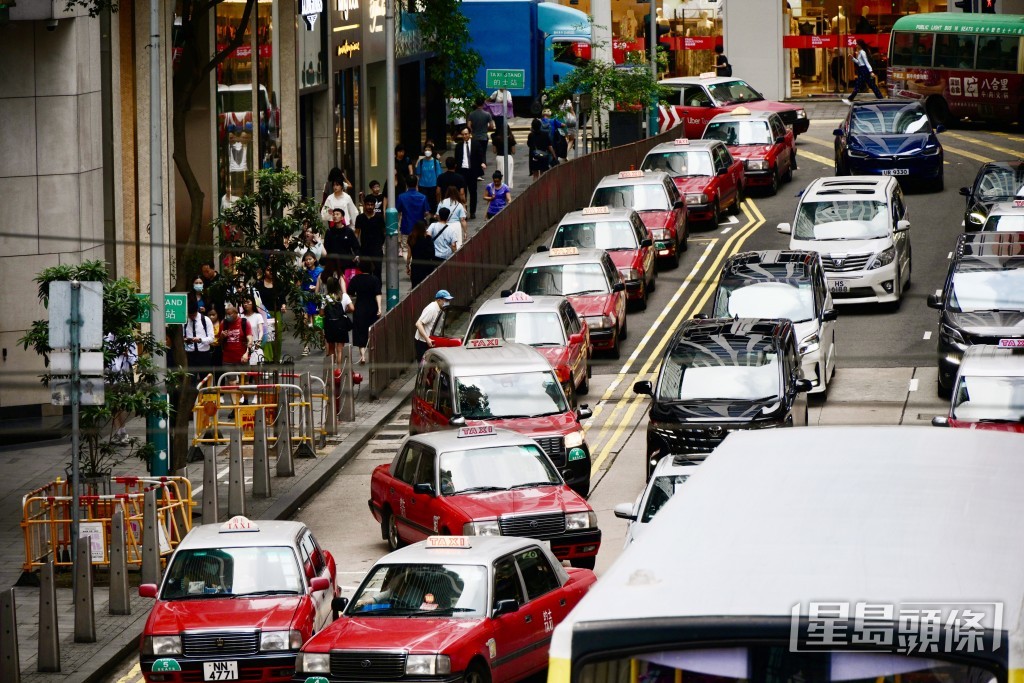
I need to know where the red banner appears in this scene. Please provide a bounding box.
[782,33,890,52]
[215,43,273,59]
[612,38,646,64]
[658,35,724,51]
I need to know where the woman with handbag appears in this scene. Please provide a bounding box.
[320,276,354,368]
[241,296,266,366]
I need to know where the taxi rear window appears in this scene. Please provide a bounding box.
[641,151,714,177]
[705,120,772,146]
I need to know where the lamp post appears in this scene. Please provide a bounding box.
[384,0,399,311]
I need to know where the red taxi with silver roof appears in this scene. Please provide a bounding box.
[368,426,601,566]
[138,517,337,683]
[640,138,744,225]
[293,535,596,683]
[703,107,796,196]
[589,170,688,268]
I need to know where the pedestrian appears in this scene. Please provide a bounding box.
[437,186,468,244]
[527,118,555,180]
[320,276,354,368]
[468,96,495,173]
[184,298,215,380]
[192,276,208,316]
[200,262,226,317]
[562,99,578,153]
[414,140,444,213]
[300,250,324,356]
[847,39,883,101]
[714,44,732,77]
[323,207,360,283]
[407,220,437,287]
[447,96,467,142]
[428,207,460,261]
[362,179,387,216]
[348,260,382,365]
[293,224,325,266]
[394,144,415,193]
[540,108,567,162]
[240,296,266,365]
[414,290,454,362]
[436,157,467,205]
[207,308,223,372]
[454,127,484,219]
[321,167,353,205]
[321,178,359,226]
[355,195,386,277]
[106,331,138,444]
[254,267,285,363]
[491,122,516,189]
[483,171,512,220]
[219,301,253,372]
[395,174,430,257]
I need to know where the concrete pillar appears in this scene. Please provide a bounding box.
[202,443,219,523]
[723,1,785,101]
[252,407,271,498]
[73,539,96,643]
[108,507,131,615]
[37,561,59,672]
[141,488,161,586]
[1,589,19,683]
[592,0,613,65]
[227,428,246,517]
[275,387,294,476]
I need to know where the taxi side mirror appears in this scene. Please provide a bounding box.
[641,238,653,248]
[576,404,593,420]
[717,167,728,176]
[693,313,710,320]
[331,596,349,613]
[614,503,636,521]
[449,414,467,426]
[310,577,330,592]
[931,416,950,427]
[537,245,549,253]
[935,124,947,134]
[493,599,520,617]
[958,187,971,197]
[700,100,713,108]
[500,289,513,298]
[775,136,786,145]
[633,381,653,395]
[413,482,436,496]
[822,308,838,322]
[569,332,585,345]
[777,222,792,235]
[673,200,686,210]
[612,282,626,292]
[795,378,814,393]
[139,584,158,599]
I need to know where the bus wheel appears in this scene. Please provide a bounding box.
[926,96,951,128]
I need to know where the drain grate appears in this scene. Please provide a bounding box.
[372,433,405,440]
[371,448,396,454]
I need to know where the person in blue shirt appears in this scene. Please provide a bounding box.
[483,170,512,220]
[414,141,444,213]
[395,174,430,257]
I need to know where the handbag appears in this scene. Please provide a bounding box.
[248,345,265,366]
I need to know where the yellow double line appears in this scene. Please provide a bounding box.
[587,199,768,474]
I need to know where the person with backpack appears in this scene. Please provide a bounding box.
[428,207,460,261]
[539,109,565,164]
[347,260,382,365]
[527,118,555,180]
[715,45,732,77]
[414,141,444,213]
[320,276,354,368]
[184,298,215,380]
[407,220,437,287]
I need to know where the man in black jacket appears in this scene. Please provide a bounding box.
[453,127,484,219]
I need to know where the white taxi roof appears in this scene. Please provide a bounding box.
[558,207,637,225]
[959,345,1024,377]
[800,176,894,203]
[405,425,541,454]
[177,519,307,551]
[987,200,1024,217]
[646,139,722,155]
[524,246,608,268]
[472,294,568,317]
[594,170,672,189]
[425,341,554,378]
[660,75,738,87]
[377,535,550,567]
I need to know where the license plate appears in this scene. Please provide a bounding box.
[830,280,848,293]
[998,339,1024,348]
[203,661,238,681]
[881,169,909,176]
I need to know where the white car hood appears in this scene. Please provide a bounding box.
[790,235,891,258]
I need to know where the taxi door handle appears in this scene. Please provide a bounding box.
[524,614,533,623]
[560,599,567,607]
[389,487,395,494]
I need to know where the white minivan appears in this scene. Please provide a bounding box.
[778,176,912,307]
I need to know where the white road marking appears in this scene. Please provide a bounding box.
[723,214,738,225]
[923,331,932,340]
[192,466,230,497]
[947,251,952,259]
[720,227,732,234]
[909,378,919,392]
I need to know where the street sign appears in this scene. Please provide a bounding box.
[136,293,188,325]
[48,281,103,350]
[50,352,105,375]
[50,378,105,406]
[486,69,525,90]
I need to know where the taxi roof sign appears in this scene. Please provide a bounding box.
[673,138,690,145]
[426,535,472,549]
[1014,200,1024,208]
[466,337,502,349]
[458,425,497,438]
[732,106,752,115]
[505,291,534,303]
[699,71,717,79]
[618,170,645,179]
[582,206,610,215]
[220,515,260,533]
[549,246,579,256]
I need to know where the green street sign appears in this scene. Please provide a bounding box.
[486,69,525,90]
[135,293,188,325]
[151,658,182,672]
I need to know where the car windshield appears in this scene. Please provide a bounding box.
[658,345,781,402]
[519,263,611,296]
[983,215,1024,232]
[439,444,560,494]
[949,270,1024,312]
[467,312,565,347]
[455,370,568,419]
[592,184,670,211]
[953,375,1024,422]
[641,151,715,177]
[705,120,773,146]
[850,104,930,135]
[348,564,487,617]
[553,221,638,250]
[975,166,1024,200]
[641,473,692,523]
[707,80,764,105]
[794,201,891,240]
[714,280,815,323]
[161,546,302,599]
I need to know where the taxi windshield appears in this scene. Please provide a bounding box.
[455,370,568,419]
[659,345,781,402]
[714,280,815,323]
[641,151,714,177]
[949,269,1024,312]
[851,104,930,135]
[706,80,764,105]
[554,221,639,250]
[467,312,565,347]
[953,375,1024,422]
[705,120,773,146]
[440,444,560,494]
[641,473,691,523]
[161,546,302,599]
[794,201,890,240]
[592,184,670,211]
[984,214,1024,232]
[348,563,488,617]
[519,263,611,296]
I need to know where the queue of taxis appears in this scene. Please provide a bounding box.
[640,138,744,226]
[703,107,796,196]
[590,170,688,267]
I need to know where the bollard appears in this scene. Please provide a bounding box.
[73,536,96,643]
[294,372,317,459]
[252,407,271,498]
[37,560,59,672]
[1,589,20,683]
[109,507,131,615]
[275,386,294,476]
[141,489,161,586]
[227,428,246,516]
[202,443,219,523]
[340,345,355,422]
[323,357,339,435]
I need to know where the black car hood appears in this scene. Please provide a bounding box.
[849,133,933,156]
[947,310,1024,336]
[653,398,779,421]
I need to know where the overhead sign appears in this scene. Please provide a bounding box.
[136,293,188,325]
[486,69,525,90]
[48,281,104,350]
[301,0,323,29]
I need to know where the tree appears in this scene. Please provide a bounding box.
[416,0,485,120]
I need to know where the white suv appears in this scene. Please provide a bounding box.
[777,177,912,307]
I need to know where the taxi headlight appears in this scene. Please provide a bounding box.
[685,193,707,205]
[463,520,501,536]
[799,334,820,356]
[585,315,614,330]
[867,246,896,270]
[619,267,641,281]
[260,629,303,652]
[295,653,330,673]
[650,228,669,241]
[143,635,182,656]
[564,430,585,449]
[796,109,807,119]
[566,511,598,530]
[406,655,451,676]
[745,159,768,171]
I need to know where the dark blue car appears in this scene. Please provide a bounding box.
[833,100,945,192]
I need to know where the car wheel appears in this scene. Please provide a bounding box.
[791,149,798,170]
[385,509,403,551]
[888,264,903,312]
[769,169,780,196]
[728,185,743,215]
[937,376,952,399]
[803,404,809,426]
[464,662,491,683]
[711,200,721,226]
[782,160,793,183]
[638,282,648,311]
[579,366,590,396]
[680,227,689,253]
[648,270,656,293]
[905,252,912,287]
[621,317,628,341]
[571,556,597,570]
[934,172,944,193]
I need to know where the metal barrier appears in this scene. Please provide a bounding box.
[21,477,194,572]
[367,126,684,396]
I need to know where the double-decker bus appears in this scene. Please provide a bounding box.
[547,425,1023,683]
[887,12,1023,127]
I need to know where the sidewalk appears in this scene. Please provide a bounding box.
[4,137,537,683]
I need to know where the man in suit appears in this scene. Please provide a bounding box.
[453,126,484,219]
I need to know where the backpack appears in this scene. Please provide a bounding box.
[722,63,733,77]
[324,298,352,333]
[416,157,441,188]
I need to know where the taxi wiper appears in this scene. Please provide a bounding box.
[604,246,634,251]
[571,289,607,295]
[456,485,508,494]
[508,481,559,489]
[529,342,562,347]
[406,607,477,617]
[232,589,300,597]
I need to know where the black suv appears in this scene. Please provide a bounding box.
[927,232,1024,397]
[633,317,812,478]
[960,161,1024,230]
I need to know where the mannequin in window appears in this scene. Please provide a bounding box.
[855,7,874,35]
[619,9,638,42]
[688,11,714,74]
[831,6,849,36]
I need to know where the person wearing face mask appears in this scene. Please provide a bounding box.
[219,302,253,371]
[184,299,215,379]
[414,290,454,362]
[414,141,444,213]
[192,277,207,315]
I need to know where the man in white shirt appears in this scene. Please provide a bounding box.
[185,301,216,379]
[428,208,460,261]
[414,290,454,362]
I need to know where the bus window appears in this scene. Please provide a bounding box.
[935,35,975,69]
[891,32,926,68]
[977,36,1019,72]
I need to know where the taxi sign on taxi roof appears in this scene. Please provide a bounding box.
[732,106,752,115]
[505,291,534,303]
[582,206,610,215]
[458,425,496,438]
[699,71,717,79]
[674,138,690,145]
[220,515,260,533]
[618,170,645,179]
[466,337,502,349]
[427,536,472,549]
[549,246,579,256]
[1014,200,1024,208]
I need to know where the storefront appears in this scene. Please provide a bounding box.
[298,0,329,199]
[332,0,366,196]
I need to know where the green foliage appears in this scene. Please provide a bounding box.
[63,0,117,18]
[416,0,485,119]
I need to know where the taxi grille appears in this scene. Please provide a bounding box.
[181,631,259,657]
[534,436,565,465]
[500,512,566,538]
[822,254,871,272]
[330,651,407,680]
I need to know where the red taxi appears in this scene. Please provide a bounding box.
[368,426,601,566]
[703,107,796,196]
[932,346,1024,434]
[138,517,337,683]
[293,535,597,683]
[409,340,594,495]
[657,74,810,139]
[511,247,628,358]
[548,206,656,309]
[640,138,744,226]
[590,170,687,268]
